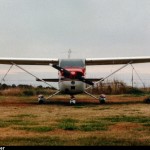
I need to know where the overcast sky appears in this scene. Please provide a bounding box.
[0,0,150,87]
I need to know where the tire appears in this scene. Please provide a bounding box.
[144,98,150,104]
[38,100,45,104]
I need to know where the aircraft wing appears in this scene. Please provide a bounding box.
[86,56,150,65]
[0,56,150,66]
[0,58,58,65]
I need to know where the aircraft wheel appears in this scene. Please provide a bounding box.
[38,95,45,104]
[99,94,106,104]
[100,100,106,104]
[70,99,76,105]
[144,97,150,104]
[38,99,45,104]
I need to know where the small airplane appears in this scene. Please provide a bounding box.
[0,56,150,104]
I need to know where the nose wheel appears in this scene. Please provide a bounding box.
[70,95,76,105]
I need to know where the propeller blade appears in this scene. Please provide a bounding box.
[78,76,94,85]
[76,72,94,85]
[51,64,71,77]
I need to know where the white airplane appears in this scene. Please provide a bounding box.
[0,56,150,104]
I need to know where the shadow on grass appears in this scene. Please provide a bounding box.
[41,100,146,106]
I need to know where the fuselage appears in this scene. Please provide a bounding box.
[58,59,86,94]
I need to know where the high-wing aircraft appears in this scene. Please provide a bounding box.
[0,56,150,104]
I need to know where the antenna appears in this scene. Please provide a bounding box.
[68,49,71,59]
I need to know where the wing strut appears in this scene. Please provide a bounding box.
[84,91,99,99]
[130,64,145,88]
[83,61,133,101]
[46,90,60,100]
[86,61,133,90]
[11,62,57,90]
[0,64,13,84]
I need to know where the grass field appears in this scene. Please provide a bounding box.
[0,94,150,146]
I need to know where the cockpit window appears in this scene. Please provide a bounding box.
[59,59,85,68]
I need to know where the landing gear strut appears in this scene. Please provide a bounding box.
[38,91,60,104]
[70,95,76,105]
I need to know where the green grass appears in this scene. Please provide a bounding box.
[103,116,150,125]
[143,123,150,127]
[1,135,150,146]
[93,107,110,110]
[58,118,78,130]
[11,114,37,118]
[0,136,64,146]
[1,93,150,146]
[0,119,38,128]
[79,119,111,131]
[15,126,54,132]
[0,117,112,132]
[0,120,10,128]
[77,136,150,146]
[73,105,86,108]
[0,119,24,128]
[58,118,112,131]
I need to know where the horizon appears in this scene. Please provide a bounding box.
[0,0,150,88]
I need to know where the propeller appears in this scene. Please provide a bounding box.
[50,64,71,78]
[50,64,94,85]
[76,72,94,85]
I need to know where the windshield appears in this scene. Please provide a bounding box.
[59,59,85,68]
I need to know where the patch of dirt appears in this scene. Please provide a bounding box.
[108,122,142,131]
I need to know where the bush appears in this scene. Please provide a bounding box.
[23,90,34,96]
[0,88,23,96]
[126,87,144,95]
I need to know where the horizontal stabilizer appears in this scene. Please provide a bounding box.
[36,78,103,83]
[36,78,59,82]
[86,78,104,82]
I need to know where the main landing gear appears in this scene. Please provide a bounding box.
[38,91,60,104]
[84,91,106,104]
[38,94,46,104]
[99,94,106,104]
[38,94,76,105]
[69,95,76,105]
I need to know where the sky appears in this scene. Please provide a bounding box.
[0,0,150,87]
